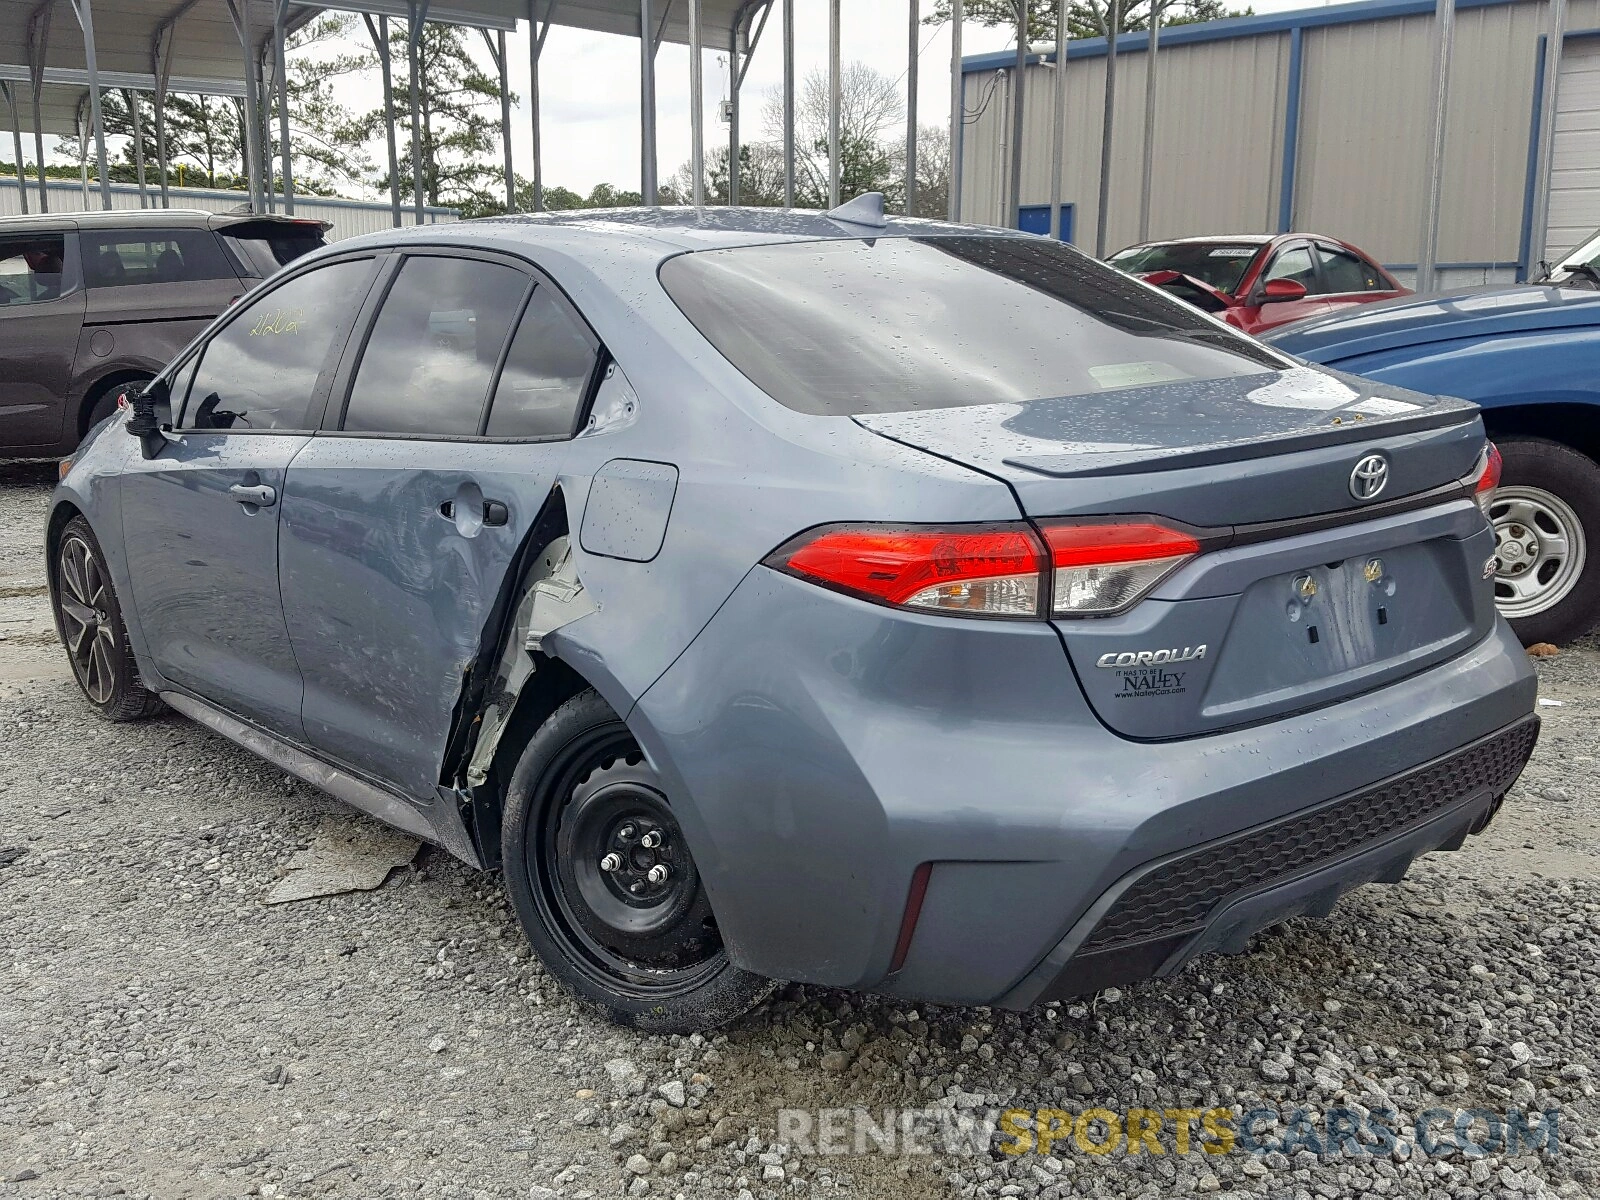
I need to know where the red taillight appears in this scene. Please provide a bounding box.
[1041,522,1201,615]
[771,524,1045,617]
[1473,441,1502,513]
[768,519,1202,619]
[116,391,129,410]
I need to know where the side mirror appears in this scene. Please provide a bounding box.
[1261,278,1308,302]
[125,377,170,459]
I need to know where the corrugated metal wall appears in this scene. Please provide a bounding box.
[959,0,1600,277]
[0,180,458,240]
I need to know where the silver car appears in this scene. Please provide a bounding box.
[49,203,1538,1031]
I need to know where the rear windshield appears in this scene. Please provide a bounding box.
[1108,241,1263,293]
[658,236,1284,417]
[219,221,327,277]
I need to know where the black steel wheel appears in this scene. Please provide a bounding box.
[51,516,164,721]
[501,689,775,1030]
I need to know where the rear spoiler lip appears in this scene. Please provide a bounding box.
[209,213,333,235]
[1004,405,1482,479]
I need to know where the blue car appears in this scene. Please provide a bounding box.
[50,204,1536,1030]
[1270,229,1600,646]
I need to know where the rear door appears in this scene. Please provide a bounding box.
[279,250,602,799]
[1313,241,1408,314]
[118,254,380,737]
[0,229,86,449]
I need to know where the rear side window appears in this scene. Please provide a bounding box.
[485,286,599,438]
[659,237,1284,417]
[82,230,236,288]
[1261,246,1317,291]
[180,258,373,431]
[0,234,72,306]
[1317,245,1388,293]
[341,255,528,437]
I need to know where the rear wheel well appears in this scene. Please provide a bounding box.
[78,370,154,438]
[1481,404,1600,464]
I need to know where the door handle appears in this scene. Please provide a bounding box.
[229,483,277,507]
[483,499,509,527]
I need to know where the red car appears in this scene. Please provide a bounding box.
[1107,234,1410,335]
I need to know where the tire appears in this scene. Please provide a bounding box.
[1489,438,1600,646]
[82,375,149,439]
[501,689,775,1032]
[51,516,165,722]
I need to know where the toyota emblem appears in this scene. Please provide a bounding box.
[1349,453,1389,501]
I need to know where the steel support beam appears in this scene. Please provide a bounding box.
[827,0,840,207]
[275,0,294,213]
[688,0,703,204]
[1417,0,1455,291]
[1049,1,1067,240]
[26,1,52,212]
[152,25,175,207]
[225,0,264,210]
[70,0,114,210]
[528,5,551,211]
[1095,0,1120,256]
[1007,1,1025,229]
[124,88,148,207]
[727,12,739,204]
[407,0,431,222]
[640,0,657,204]
[905,0,919,215]
[948,0,961,221]
[782,0,794,207]
[480,27,514,211]
[364,14,402,226]
[1530,0,1568,267]
[1138,0,1161,242]
[2,82,26,214]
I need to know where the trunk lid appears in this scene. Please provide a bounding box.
[855,367,1495,739]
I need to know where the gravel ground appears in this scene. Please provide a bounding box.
[1,459,1597,1200]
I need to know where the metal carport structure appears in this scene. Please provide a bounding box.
[2,0,944,228]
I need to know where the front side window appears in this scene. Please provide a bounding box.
[1261,246,1317,292]
[341,255,528,437]
[82,230,236,288]
[180,258,373,431]
[0,234,71,307]
[660,236,1284,417]
[485,286,600,438]
[1317,245,1388,293]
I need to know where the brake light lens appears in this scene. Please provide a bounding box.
[771,524,1045,617]
[1472,441,1502,514]
[768,519,1202,619]
[1042,522,1201,614]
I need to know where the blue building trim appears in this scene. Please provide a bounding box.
[963,0,1522,72]
[1518,37,1548,283]
[1278,27,1305,234]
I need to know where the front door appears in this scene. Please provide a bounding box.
[119,256,379,738]
[0,230,86,449]
[279,252,601,799]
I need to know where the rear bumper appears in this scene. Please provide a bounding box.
[998,714,1537,1008]
[631,568,1539,1006]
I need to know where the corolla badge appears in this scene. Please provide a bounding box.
[1349,453,1390,501]
[1096,645,1208,669]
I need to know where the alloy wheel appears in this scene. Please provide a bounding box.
[57,535,119,705]
[1490,486,1588,620]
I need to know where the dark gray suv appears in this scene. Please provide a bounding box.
[0,209,326,456]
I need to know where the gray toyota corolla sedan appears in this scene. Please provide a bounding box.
[48,201,1538,1031]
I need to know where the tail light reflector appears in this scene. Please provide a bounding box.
[1042,522,1201,615]
[770,524,1044,617]
[768,519,1202,619]
[1472,441,1502,514]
